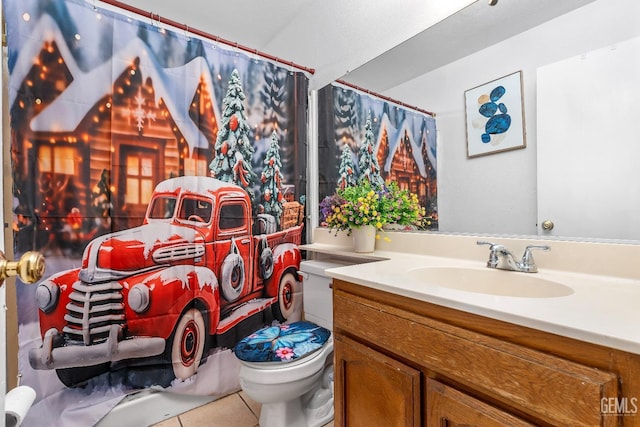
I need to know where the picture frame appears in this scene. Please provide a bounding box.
[464,71,526,158]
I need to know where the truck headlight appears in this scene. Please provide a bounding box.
[35,281,59,313]
[128,284,150,313]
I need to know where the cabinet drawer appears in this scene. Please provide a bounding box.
[427,379,535,426]
[334,291,619,426]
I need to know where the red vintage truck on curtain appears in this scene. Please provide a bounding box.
[29,176,304,387]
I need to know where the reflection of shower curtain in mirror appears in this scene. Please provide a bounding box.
[317,83,439,230]
[4,0,308,424]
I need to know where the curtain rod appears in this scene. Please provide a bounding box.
[335,79,435,118]
[97,0,316,75]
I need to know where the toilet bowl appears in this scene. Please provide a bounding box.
[234,321,334,427]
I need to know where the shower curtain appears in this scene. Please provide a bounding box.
[4,0,308,425]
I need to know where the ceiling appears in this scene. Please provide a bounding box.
[115,0,596,92]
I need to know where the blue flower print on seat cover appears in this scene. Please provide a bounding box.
[234,321,331,363]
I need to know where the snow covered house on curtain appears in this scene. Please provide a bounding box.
[375,112,437,210]
[10,15,220,237]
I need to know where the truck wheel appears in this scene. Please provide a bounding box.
[221,253,245,302]
[259,246,274,280]
[55,362,110,388]
[272,271,302,323]
[169,308,205,381]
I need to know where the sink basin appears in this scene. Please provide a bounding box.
[406,266,574,298]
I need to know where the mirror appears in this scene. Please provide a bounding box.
[52,0,637,242]
[339,0,640,242]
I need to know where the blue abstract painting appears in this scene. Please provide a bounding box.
[465,71,526,157]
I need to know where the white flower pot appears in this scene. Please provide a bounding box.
[351,225,376,253]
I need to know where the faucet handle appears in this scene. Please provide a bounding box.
[477,241,500,268]
[477,241,509,252]
[477,240,503,250]
[521,245,550,273]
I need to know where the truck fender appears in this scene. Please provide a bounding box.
[266,243,302,298]
[126,265,220,339]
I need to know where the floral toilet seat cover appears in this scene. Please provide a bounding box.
[234,321,331,363]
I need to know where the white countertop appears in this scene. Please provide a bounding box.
[302,229,640,356]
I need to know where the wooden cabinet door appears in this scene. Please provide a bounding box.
[334,335,421,427]
[426,379,535,427]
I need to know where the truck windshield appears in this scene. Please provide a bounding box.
[148,196,177,219]
[178,197,212,223]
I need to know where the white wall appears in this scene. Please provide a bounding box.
[384,0,640,236]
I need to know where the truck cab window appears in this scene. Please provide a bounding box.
[148,196,176,219]
[219,204,245,230]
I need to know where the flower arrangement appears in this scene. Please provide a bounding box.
[320,181,425,235]
[379,182,425,229]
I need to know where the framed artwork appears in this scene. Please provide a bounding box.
[464,71,526,158]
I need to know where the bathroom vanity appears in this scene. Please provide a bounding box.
[333,278,638,426]
[304,229,640,426]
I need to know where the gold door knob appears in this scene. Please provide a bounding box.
[0,251,46,285]
[541,220,554,231]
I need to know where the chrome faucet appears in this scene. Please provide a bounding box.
[477,241,550,273]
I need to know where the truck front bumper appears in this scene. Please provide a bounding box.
[28,325,166,370]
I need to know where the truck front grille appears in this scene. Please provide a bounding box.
[63,280,125,345]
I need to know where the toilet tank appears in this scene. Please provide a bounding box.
[299,259,353,330]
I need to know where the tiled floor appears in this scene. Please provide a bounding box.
[151,390,335,427]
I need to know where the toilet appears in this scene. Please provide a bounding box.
[234,259,344,427]
[234,321,334,427]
